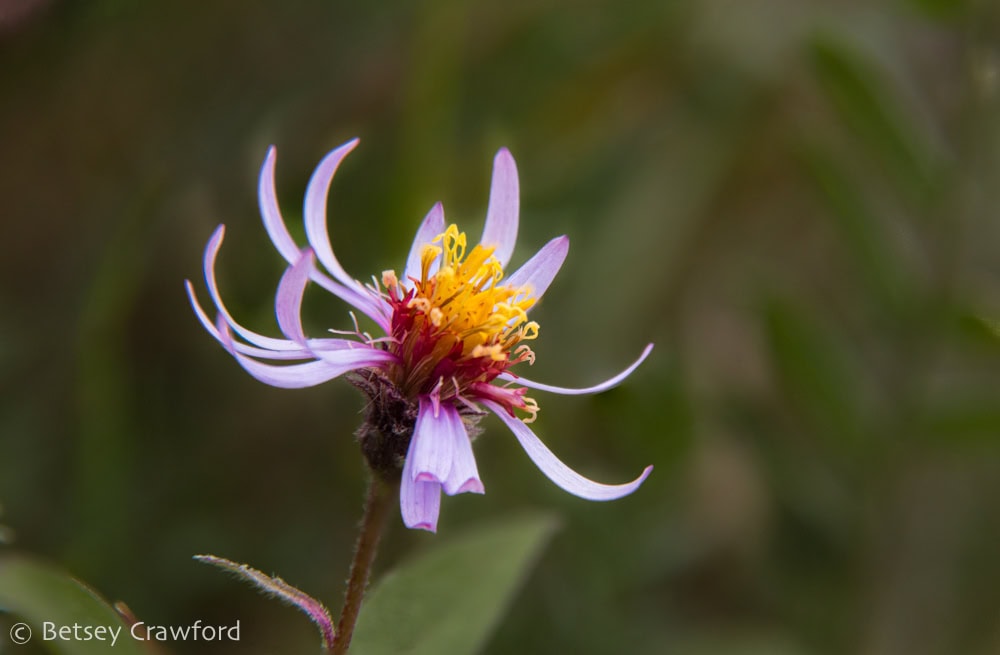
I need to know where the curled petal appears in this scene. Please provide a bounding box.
[258,146,392,331]
[500,343,654,395]
[273,251,379,359]
[203,225,302,352]
[194,238,363,358]
[216,317,390,389]
[404,202,446,284]
[258,146,301,265]
[304,139,363,291]
[186,280,312,360]
[480,147,519,268]
[410,398,455,485]
[483,400,652,501]
[443,417,484,496]
[504,235,569,302]
[275,248,315,346]
[401,434,442,532]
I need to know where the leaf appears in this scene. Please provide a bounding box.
[906,0,969,20]
[763,299,864,448]
[0,555,147,655]
[194,553,335,649]
[810,36,940,205]
[799,147,907,311]
[975,316,1000,342]
[351,513,559,655]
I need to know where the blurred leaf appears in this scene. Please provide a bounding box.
[352,513,558,655]
[0,555,145,655]
[920,398,1000,444]
[810,36,940,205]
[668,631,811,655]
[973,316,1000,342]
[800,146,907,311]
[763,300,864,447]
[906,0,969,20]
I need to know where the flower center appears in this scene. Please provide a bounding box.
[381,224,538,417]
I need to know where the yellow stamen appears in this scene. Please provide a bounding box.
[521,397,540,424]
[471,344,507,362]
[410,224,538,358]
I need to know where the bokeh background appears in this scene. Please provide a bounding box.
[2,0,1000,653]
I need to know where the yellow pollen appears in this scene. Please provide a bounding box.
[408,297,432,313]
[471,344,506,362]
[411,224,538,357]
[420,244,443,281]
[381,270,398,289]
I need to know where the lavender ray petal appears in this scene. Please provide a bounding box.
[483,400,653,501]
[401,434,442,532]
[442,412,484,495]
[500,343,654,395]
[258,146,302,264]
[480,147,519,268]
[404,202,446,283]
[203,225,302,351]
[311,346,396,368]
[186,281,314,360]
[275,248,315,345]
[410,398,455,485]
[216,316,384,389]
[258,146,392,332]
[312,271,393,334]
[303,138,362,291]
[503,235,569,302]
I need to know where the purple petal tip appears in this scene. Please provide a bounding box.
[454,479,485,495]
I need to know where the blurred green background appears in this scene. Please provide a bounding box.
[2,0,1000,653]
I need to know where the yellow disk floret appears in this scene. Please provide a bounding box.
[410,224,538,357]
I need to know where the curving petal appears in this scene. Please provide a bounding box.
[500,343,654,395]
[503,235,569,302]
[404,202,446,284]
[401,431,442,532]
[480,147,519,268]
[186,280,313,360]
[275,248,315,346]
[303,139,362,291]
[216,317,387,389]
[483,400,652,501]
[258,146,301,264]
[410,398,454,485]
[203,225,302,351]
[257,146,392,332]
[443,414,484,496]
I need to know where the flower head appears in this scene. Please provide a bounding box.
[187,139,653,532]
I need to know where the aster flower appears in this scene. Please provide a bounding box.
[186,138,653,533]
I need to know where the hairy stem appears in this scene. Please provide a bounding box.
[331,477,396,654]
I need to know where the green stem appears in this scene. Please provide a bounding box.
[331,477,396,654]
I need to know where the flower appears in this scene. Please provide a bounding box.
[186,138,653,532]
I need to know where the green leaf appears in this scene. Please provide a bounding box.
[906,0,969,20]
[351,513,559,655]
[0,555,146,655]
[976,317,1000,341]
[763,299,864,448]
[809,36,940,205]
[799,147,907,311]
